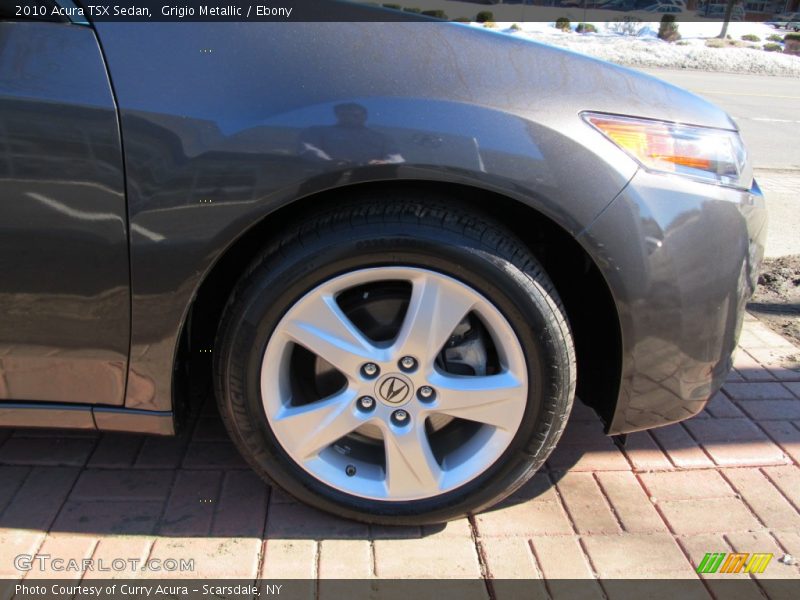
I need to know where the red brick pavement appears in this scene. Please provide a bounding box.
[0,316,798,592]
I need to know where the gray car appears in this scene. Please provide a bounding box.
[0,3,766,523]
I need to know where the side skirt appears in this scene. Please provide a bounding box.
[0,403,174,435]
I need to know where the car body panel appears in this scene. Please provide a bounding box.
[0,21,129,405]
[93,21,682,413]
[580,171,766,433]
[0,17,765,438]
[93,20,757,422]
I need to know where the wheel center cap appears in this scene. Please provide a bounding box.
[375,373,414,406]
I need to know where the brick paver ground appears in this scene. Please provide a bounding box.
[1,315,799,590]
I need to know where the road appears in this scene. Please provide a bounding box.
[642,69,800,257]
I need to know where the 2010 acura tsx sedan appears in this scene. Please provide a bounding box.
[0,3,766,523]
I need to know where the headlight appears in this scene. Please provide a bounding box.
[583,112,752,190]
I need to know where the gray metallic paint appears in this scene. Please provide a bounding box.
[579,171,766,433]
[0,21,129,405]
[0,17,766,435]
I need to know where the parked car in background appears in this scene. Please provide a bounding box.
[701,3,746,20]
[0,1,766,524]
[598,0,631,10]
[767,12,800,28]
[643,3,685,12]
[785,18,800,31]
[601,0,677,9]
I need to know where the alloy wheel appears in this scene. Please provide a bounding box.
[260,267,529,501]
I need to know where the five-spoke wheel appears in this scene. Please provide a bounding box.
[214,199,575,523]
[261,267,529,501]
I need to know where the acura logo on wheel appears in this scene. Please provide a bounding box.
[378,376,411,404]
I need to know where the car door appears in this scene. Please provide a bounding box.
[0,9,129,405]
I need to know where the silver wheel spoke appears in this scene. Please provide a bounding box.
[283,292,377,375]
[392,273,475,365]
[383,423,442,498]
[428,371,526,431]
[272,390,363,460]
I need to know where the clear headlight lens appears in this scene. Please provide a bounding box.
[583,112,752,190]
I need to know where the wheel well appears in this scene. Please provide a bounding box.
[175,181,621,427]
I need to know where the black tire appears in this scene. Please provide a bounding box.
[213,196,576,524]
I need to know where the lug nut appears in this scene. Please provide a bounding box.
[399,356,417,372]
[357,396,375,412]
[361,363,379,378]
[418,386,435,402]
[391,409,410,426]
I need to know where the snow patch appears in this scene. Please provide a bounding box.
[473,21,800,76]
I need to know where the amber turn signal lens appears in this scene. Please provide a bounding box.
[583,113,750,190]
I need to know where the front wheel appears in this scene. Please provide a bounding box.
[214,198,576,524]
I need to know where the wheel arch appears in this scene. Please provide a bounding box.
[173,180,622,429]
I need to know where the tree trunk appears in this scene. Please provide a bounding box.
[718,0,736,39]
